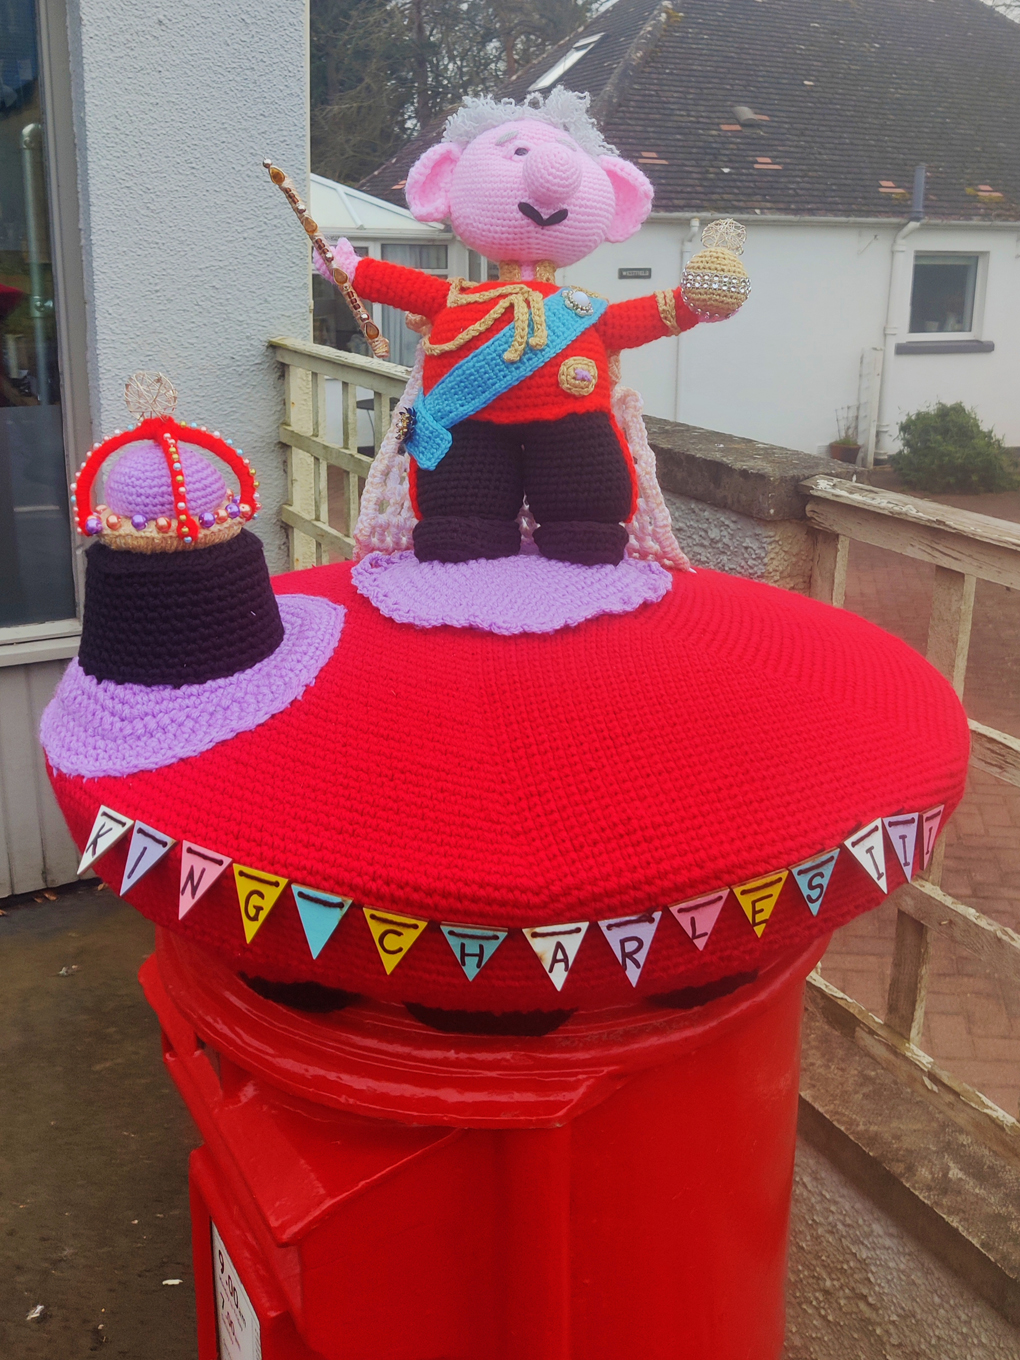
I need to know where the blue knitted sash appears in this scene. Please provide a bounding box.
[405,287,608,470]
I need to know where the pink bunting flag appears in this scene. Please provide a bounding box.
[179,841,231,919]
[669,891,728,951]
[921,805,945,870]
[883,814,919,882]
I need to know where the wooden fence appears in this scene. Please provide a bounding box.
[806,474,1020,1162]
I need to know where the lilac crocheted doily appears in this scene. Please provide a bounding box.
[351,550,672,635]
[41,595,344,779]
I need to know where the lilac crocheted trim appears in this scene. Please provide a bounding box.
[104,442,227,520]
[352,549,672,635]
[40,595,344,779]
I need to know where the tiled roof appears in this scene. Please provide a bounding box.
[358,0,1020,221]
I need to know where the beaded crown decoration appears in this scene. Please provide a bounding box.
[71,373,260,551]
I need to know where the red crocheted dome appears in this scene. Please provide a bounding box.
[49,561,969,1013]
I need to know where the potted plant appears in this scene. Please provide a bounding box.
[829,405,861,463]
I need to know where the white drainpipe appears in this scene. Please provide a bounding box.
[672,217,700,423]
[871,165,927,465]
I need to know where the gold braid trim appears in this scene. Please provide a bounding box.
[423,278,549,363]
[655,288,681,335]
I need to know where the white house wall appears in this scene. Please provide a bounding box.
[565,219,1020,455]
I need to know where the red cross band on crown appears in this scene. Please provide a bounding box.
[70,416,259,546]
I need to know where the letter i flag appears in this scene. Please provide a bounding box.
[883,814,919,882]
[364,907,428,974]
[921,805,945,870]
[669,891,728,951]
[120,822,176,895]
[179,842,231,919]
[78,806,133,876]
[441,923,507,980]
[790,851,839,917]
[293,886,352,959]
[845,820,887,890]
[598,912,661,986]
[733,870,789,938]
[524,921,589,992]
[234,865,289,944]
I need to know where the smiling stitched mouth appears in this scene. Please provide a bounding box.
[518,202,569,228]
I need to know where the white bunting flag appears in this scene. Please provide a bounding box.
[523,921,589,992]
[178,841,231,919]
[293,886,352,959]
[120,822,176,895]
[669,891,727,951]
[598,912,661,987]
[441,923,507,980]
[921,805,945,870]
[845,820,887,890]
[78,806,133,876]
[790,850,839,917]
[883,814,919,882]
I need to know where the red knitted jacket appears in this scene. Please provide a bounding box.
[352,260,699,426]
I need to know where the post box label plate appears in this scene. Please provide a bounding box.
[212,1223,262,1360]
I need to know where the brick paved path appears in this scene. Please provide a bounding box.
[819,486,1020,1116]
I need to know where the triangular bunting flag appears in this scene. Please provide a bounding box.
[523,921,589,992]
[733,870,789,938]
[441,923,508,980]
[78,806,133,876]
[363,907,427,974]
[599,912,661,986]
[293,885,352,959]
[921,805,945,870]
[178,842,231,919]
[120,822,176,895]
[845,820,887,890]
[883,814,920,882]
[669,891,728,951]
[790,851,839,917]
[234,865,289,944]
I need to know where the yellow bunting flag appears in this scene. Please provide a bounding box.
[732,869,789,938]
[363,907,427,974]
[234,864,289,944]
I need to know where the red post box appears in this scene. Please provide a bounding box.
[142,926,826,1360]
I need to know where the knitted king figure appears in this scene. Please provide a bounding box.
[320,90,748,567]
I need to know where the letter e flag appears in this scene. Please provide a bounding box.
[733,871,789,938]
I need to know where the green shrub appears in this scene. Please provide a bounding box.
[893,401,1018,493]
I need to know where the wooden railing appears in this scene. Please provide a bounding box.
[269,337,410,568]
[805,475,1020,1163]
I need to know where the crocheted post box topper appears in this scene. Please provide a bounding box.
[314,89,749,573]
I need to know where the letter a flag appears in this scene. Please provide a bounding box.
[733,870,789,938]
[78,806,133,876]
[234,865,289,944]
[921,805,945,870]
[883,814,919,882]
[441,923,507,980]
[845,820,887,890]
[524,921,589,992]
[669,891,728,951]
[599,912,661,986]
[364,907,427,974]
[120,822,176,896]
[790,851,839,917]
[292,885,352,959]
[178,842,231,919]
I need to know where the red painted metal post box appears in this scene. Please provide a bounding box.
[141,927,825,1360]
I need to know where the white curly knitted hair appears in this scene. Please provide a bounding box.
[442,87,618,159]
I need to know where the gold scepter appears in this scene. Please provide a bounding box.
[263,158,390,360]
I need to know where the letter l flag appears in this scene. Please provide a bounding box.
[669,891,727,951]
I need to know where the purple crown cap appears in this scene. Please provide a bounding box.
[104,442,229,522]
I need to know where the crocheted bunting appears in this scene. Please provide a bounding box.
[599,912,661,986]
[883,815,920,883]
[293,886,353,960]
[45,560,971,1013]
[789,852,840,918]
[234,865,289,944]
[669,891,728,952]
[351,549,671,635]
[78,805,133,875]
[120,822,176,896]
[844,820,888,890]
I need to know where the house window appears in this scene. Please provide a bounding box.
[0,0,75,629]
[379,242,448,368]
[909,254,979,335]
[312,246,369,353]
[528,34,604,92]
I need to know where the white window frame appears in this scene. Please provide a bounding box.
[907,250,989,343]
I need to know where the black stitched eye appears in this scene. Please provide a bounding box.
[514,146,529,156]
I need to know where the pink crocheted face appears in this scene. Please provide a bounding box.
[405,120,653,266]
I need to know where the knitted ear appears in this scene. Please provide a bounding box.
[599,156,654,243]
[405,142,462,222]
